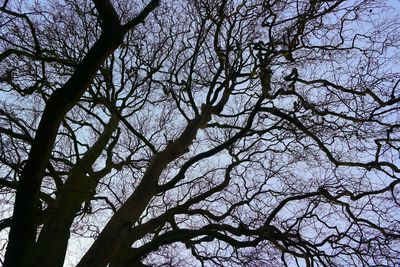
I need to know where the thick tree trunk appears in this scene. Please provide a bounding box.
[77,118,203,267]
[4,1,160,265]
[32,189,83,267]
[76,159,163,267]
[32,117,119,267]
[4,30,124,267]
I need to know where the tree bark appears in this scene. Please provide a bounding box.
[32,116,119,267]
[77,118,204,267]
[4,29,124,267]
[4,1,158,265]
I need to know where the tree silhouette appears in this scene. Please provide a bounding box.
[0,0,399,266]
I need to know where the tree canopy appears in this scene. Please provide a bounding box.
[0,0,399,266]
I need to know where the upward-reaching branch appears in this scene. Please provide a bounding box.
[123,0,160,31]
[3,1,160,266]
[92,0,120,32]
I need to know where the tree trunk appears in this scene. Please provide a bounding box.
[77,118,203,267]
[32,115,119,267]
[4,30,124,267]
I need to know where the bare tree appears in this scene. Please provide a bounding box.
[0,0,399,266]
